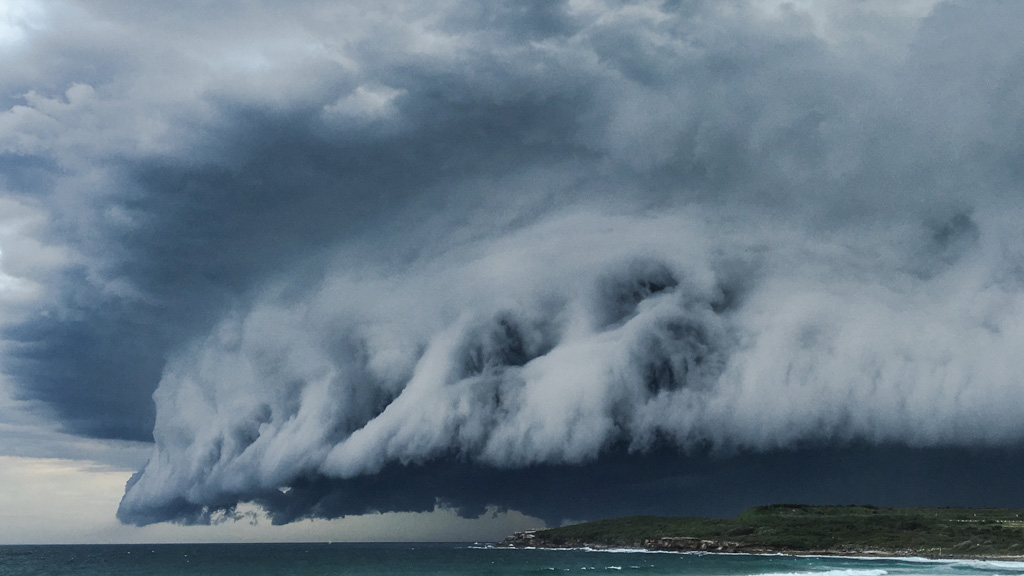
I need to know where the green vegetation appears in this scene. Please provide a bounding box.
[504,505,1024,558]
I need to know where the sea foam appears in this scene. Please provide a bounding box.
[755,569,888,576]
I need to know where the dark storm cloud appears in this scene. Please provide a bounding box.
[120,446,1024,527]
[2,0,595,438]
[2,0,1024,525]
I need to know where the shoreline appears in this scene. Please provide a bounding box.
[497,533,1024,562]
[498,543,1024,562]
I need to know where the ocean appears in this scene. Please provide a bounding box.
[2,542,1023,576]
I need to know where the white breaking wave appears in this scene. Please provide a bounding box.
[950,560,1024,573]
[755,570,888,576]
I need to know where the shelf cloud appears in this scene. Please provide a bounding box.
[2,0,1023,526]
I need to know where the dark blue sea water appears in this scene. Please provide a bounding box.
[2,543,1023,576]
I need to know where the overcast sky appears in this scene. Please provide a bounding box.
[2,0,1024,544]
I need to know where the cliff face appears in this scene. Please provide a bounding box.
[499,532,769,554]
[500,530,541,547]
[640,537,759,553]
[498,531,943,557]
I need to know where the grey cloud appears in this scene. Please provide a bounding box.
[115,204,1024,523]
[1,0,1023,525]
[120,446,1024,527]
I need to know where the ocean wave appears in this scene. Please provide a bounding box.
[949,559,1024,572]
[754,569,888,576]
[513,546,682,554]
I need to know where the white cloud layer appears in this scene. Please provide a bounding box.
[119,202,1024,521]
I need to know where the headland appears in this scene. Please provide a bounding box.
[498,504,1024,560]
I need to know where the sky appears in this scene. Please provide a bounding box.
[2,0,1024,544]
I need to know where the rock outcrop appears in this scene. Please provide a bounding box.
[498,532,766,553]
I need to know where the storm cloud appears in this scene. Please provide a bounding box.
[2,0,1024,526]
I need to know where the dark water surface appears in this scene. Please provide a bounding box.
[3,543,1024,576]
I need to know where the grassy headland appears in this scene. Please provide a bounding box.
[499,505,1024,558]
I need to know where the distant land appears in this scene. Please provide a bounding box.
[498,504,1024,559]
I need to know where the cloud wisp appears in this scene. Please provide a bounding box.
[1,1,1023,526]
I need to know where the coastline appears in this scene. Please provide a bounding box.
[497,531,1024,562]
[496,506,1024,562]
